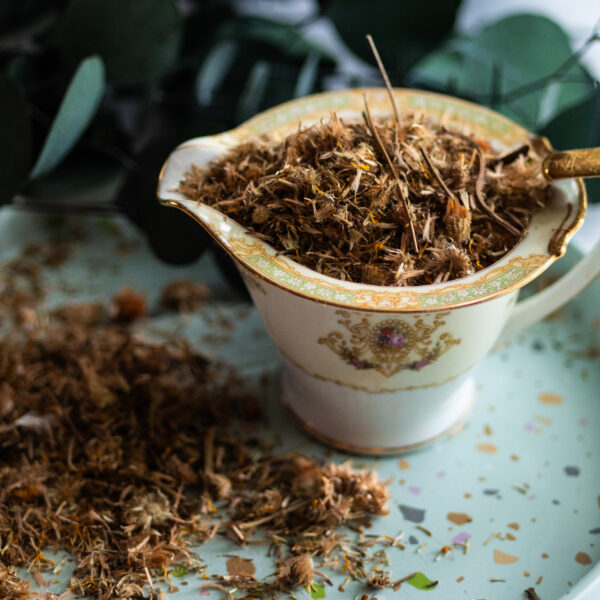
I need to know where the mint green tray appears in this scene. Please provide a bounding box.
[2,210,598,600]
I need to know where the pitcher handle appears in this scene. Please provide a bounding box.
[500,238,600,341]
[543,147,600,180]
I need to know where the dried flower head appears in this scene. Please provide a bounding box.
[275,553,315,589]
[424,240,475,283]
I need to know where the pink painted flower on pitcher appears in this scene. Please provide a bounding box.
[409,359,430,370]
[388,333,406,348]
[376,325,406,349]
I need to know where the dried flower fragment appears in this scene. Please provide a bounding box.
[0,565,33,600]
[160,280,211,313]
[275,553,315,589]
[110,286,146,322]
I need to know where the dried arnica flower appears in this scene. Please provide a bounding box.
[275,553,315,589]
[179,112,550,286]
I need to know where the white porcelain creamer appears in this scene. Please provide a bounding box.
[158,88,600,454]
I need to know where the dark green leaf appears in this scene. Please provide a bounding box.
[327,0,461,77]
[217,19,326,59]
[31,55,105,179]
[236,61,271,123]
[0,76,31,204]
[119,126,219,265]
[0,6,57,51]
[0,0,50,33]
[540,89,600,202]
[410,15,594,129]
[294,51,320,98]
[61,0,182,86]
[26,153,125,205]
[195,40,239,105]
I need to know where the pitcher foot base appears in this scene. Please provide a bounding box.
[282,392,473,455]
[281,363,476,455]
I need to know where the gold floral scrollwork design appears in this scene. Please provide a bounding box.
[318,310,461,377]
[229,236,267,257]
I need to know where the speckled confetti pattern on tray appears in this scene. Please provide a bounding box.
[2,210,598,600]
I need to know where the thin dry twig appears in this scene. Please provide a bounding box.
[366,34,401,125]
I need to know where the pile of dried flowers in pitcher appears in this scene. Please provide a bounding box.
[179,106,550,286]
[0,286,400,600]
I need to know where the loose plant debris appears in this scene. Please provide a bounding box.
[0,241,73,325]
[160,280,211,313]
[179,110,549,286]
[110,287,147,323]
[525,587,543,600]
[0,565,33,600]
[0,298,396,599]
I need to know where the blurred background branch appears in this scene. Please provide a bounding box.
[0,0,598,266]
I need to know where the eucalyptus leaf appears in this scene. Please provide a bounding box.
[118,128,217,265]
[61,0,182,86]
[410,14,594,130]
[294,51,320,98]
[216,19,328,60]
[326,0,461,76]
[195,40,239,105]
[30,55,105,179]
[236,61,271,123]
[0,75,31,204]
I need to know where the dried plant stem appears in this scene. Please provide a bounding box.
[200,582,234,600]
[440,130,520,236]
[363,95,419,252]
[366,34,401,125]
[525,587,543,600]
[419,146,457,203]
[237,499,310,530]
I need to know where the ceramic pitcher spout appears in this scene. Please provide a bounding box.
[157,136,256,259]
[160,196,252,258]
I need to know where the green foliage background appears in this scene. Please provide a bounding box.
[0,0,598,264]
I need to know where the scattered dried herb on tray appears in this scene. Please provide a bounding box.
[179,109,549,286]
[160,280,211,313]
[110,286,147,323]
[0,565,34,600]
[1,298,393,599]
[0,241,73,325]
